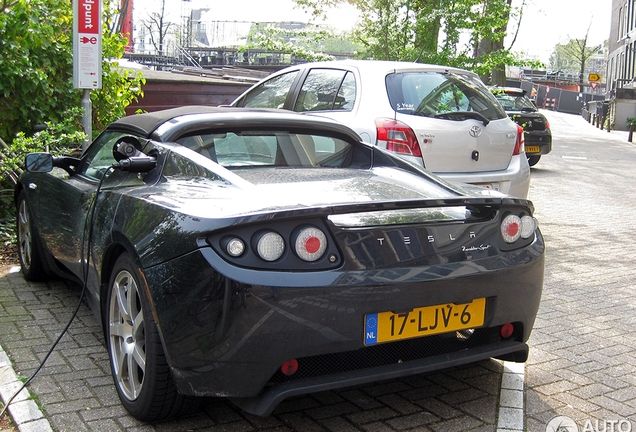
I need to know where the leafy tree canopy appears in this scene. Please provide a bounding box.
[251,0,541,84]
[0,0,145,144]
[245,23,362,62]
[549,35,605,84]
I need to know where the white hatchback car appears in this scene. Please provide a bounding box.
[232,60,530,198]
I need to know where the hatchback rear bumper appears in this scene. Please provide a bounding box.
[434,154,531,199]
[525,131,552,156]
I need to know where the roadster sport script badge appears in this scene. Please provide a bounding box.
[469,125,482,137]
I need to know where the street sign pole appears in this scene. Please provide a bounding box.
[73,0,102,150]
[81,89,91,149]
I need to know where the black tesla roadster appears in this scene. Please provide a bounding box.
[15,106,544,421]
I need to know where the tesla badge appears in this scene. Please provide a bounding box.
[469,125,482,137]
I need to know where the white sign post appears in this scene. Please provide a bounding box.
[73,0,102,149]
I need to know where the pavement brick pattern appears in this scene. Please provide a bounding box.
[525,113,636,431]
[0,111,635,431]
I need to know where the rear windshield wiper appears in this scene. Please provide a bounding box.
[434,111,490,126]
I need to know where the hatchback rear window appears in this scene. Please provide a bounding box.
[386,72,506,121]
[494,92,537,111]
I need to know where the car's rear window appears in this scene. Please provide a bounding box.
[494,92,537,111]
[386,72,507,120]
[176,131,359,169]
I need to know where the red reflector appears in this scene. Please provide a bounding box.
[281,359,298,376]
[507,223,519,237]
[501,323,514,338]
[389,143,413,154]
[305,236,321,254]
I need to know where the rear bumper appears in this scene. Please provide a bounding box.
[231,340,528,416]
[143,231,544,413]
[525,130,552,156]
[436,154,531,199]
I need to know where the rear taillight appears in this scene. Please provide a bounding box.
[513,124,525,155]
[545,118,551,131]
[501,215,522,243]
[375,118,422,157]
[255,231,285,261]
[294,227,327,262]
[501,214,537,243]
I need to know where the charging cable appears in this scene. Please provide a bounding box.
[0,166,113,420]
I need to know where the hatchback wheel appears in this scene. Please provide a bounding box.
[106,253,198,421]
[16,192,45,281]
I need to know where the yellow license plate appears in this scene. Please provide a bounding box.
[364,298,486,345]
[526,146,540,153]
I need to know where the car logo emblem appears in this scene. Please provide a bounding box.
[469,125,482,137]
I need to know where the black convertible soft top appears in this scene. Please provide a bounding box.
[108,106,361,142]
[110,106,265,137]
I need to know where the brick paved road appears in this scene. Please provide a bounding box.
[525,112,636,431]
[0,111,635,431]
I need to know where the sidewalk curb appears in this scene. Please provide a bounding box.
[497,361,525,432]
[0,344,53,432]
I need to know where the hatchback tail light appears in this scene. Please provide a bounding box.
[513,124,525,155]
[375,118,422,157]
[545,118,551,131]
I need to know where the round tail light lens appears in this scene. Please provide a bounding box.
[501,214,521,243]
[520,216,537,239]
[294,227,327,262]
[226,237,245,257]
[256,231,285,261]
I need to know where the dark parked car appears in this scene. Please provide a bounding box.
[491,86,552,166]
[16,106,544,421]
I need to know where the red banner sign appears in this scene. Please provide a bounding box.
[78,0,100,34]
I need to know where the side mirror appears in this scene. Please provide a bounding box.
[25,153,53,173]
[24,152,80,175]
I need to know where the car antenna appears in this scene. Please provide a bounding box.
[394,69,398,121]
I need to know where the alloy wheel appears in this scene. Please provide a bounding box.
[18,199,33,270]
[108,270,146,401]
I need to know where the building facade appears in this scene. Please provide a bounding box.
[607,0,636,129]
[608,0,636,92]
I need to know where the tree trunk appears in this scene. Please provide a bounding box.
[475,0,512,85]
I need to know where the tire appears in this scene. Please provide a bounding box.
[106,253,198,421]
[527,155,541,167]
[16,191,45,281]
